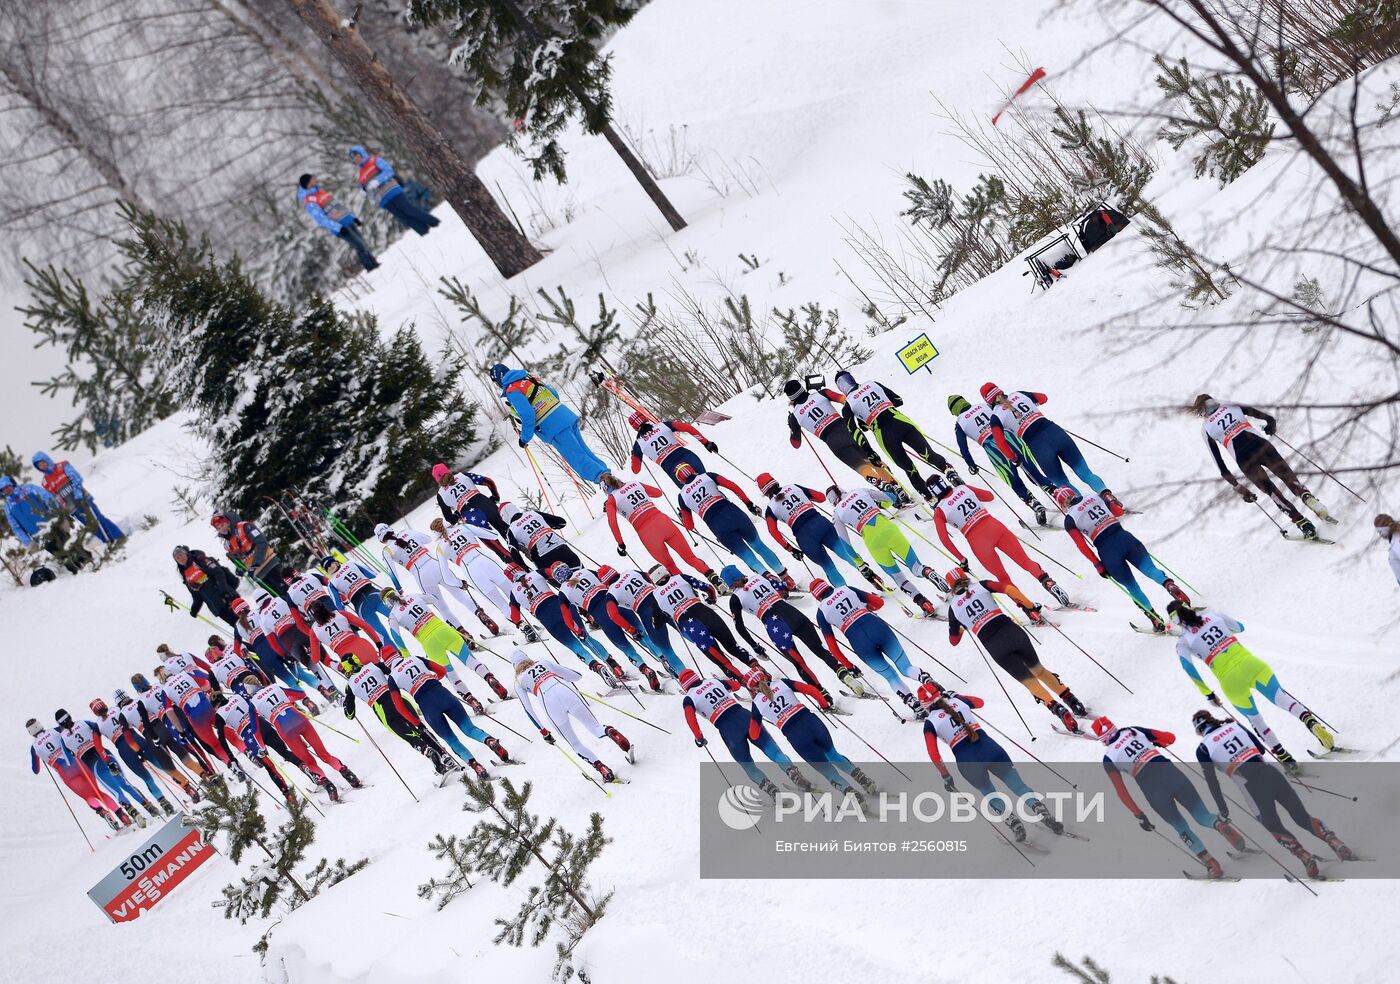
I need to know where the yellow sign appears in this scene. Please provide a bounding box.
[897,333,939,374]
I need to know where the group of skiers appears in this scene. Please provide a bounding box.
[20,363,1373,884]
[296,146,439,273]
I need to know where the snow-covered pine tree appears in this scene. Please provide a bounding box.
[405,0,686,231]
[417,833,477,909]
[1153,55,1274,186]
[128,210,478,541]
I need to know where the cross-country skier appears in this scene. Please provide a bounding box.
[131,672,214,777]
[921,686,1065,841]
[744,667,877,800]
[674,465,794,585]
[376,524,487,636]
[649,564,756,679]
[828,484,941,615]
[947,395,1050,524]
[250,683,359,798]
[929,476,1068,606]
[307,598,387,674]
[498,502,581,582]
[601,474,722,587]
[491,364,614,483]
[210,690,297,805]
[432,463,510,537]
[558,566,665,691]
[206,637,271,696]
[980,383,1124,512]
[323,557,401,648]
[380,586,507,708]
[756,473,885,589]
[721,565,863,700]
[811,578,936,716]
[1057,487,1188,632]
[628,412,718,486]
[1167,602,1333,768]
[111,689,202,803]
[1190,395,1332,539]
[159,666,231,765]
[786,378,906,502]
[284,566,337,615]
[514,651,632,783]
[1093,715,1246,880]
[157,642,210,676]
[340,653,458,778]
[598,565,684,676]
[944,568,1086,732]
[1374,514,1400,586]
[259,591,339,698]
[833,370,960,500]
[234,594,322,695]
[386,652,511,778]
[504,566,624,688]
[429,518,523,638]
[28,718,128,830]
[681,669,806,797]
[55,709,156,824]
[1193,710,1353,878]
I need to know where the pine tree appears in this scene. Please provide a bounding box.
[126,210,479,541]
[1154,56,1274,186]
[406,0,686,232]
[440,276,540,373]
[417,833,477,910]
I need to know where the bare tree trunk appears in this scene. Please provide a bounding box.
[287,0,542,278]
[493,0,686,233]
[0,59,151,214]
[212,0,350,100]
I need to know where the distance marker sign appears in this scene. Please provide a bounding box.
[88,815,216,923]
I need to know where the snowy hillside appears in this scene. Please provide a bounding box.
[3,2,1397,983]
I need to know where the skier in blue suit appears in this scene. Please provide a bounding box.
[491,364,614,483]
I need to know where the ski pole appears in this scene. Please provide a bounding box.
[540,443,597,519]
[326,513,389,575]
[294,707,360,743]
[538,700,611,797]
[1042,621,1135,694]
[967,710,1079,788]
[969,635,1035,739]
[355,716,418,803]
[1146,552,1199,596]
[43,763,95,851]
[887,621,968,683]
[1274,435,1365,502]
[714,451,758,484]
[577,690,672,734]
[1063,428,1130,463]
[702,743,738,789]
[483,709,535,745]
[814,703,913,782]
[891,516,957,565]
[801,433,840,488]
[1246,495,1289,536]
[522,444,559,517]
[268,757,324,818]
[159,590,224,630]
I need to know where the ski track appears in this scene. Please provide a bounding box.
[2,2,1398,982]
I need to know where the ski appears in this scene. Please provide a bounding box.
[1055,603,1097,613]
[1306,746,1361,759]
[1049,723,1095,741]
[838,687,882,701]
[1026,618,1061,629]
[1129,622,1179,636]
[1282,532,1336,545]
[1181,868,1240,882]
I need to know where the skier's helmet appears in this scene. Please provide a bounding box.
[317,555,337,572]
[917,682,942,706]
[945,568,970,592]
[113,688,132,707]
[1053,487,1080,511]
[926,476,951,500]
[646,564,670,584]
[1090,716,1116,741]
[783,379,805,403]
[947,395,971,416]
[719,565,745,586]
[130,672,150,693]
[503,564,526,582]
[678,669,702,690]
[54,709,73,730]
[373,523,392,542]
[742,667,770,690]
[979,382,1004,404]
[834,370,858,395]
[489,363,508,386]
[25,719,43,737]
[808,578,832,599]
[1192,710,1221,736]
[340,654,363,675]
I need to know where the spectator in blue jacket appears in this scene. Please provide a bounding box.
[32,452,125,543]
[297,174,378,272]
[1,474,61,546]
[348,146,439,237]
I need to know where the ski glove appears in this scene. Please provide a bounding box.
[518,437,529,448]
[703,441,718,453]
[694,737,707,748]
[745,501,761,515]
[1263,419,1277,436]
[540,729,555,744]
[968,464,980,475]
[616,543,628,556]
[1135,814,1154,832]
[1235,486,1257,503]
[1207,692,1223,708]
[958,558,970,572]
[942,774,956,793]
[788,548,804,561]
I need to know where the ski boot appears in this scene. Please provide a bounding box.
[1275,832,1320,877]
[758,778,782,801]
[589,660,619,689]
[1027,798,1065,835]
[592,759,617,784]
[706,570,729,594]
[339,766,364,789]
[850,767,879,798]
[1193,847,1224,880]
[1294,516,1319,540]
[858,564,887,592]
[837,667,866,696]
[96,807,122,831]
[1004,814,1028,842]
[154,797,175,817]
[454,626,481,650]
[779,571,799,593]
[476,609,501,636]
[482,672,509,700]
[1024,604,1048,626]
[467,758,491,780]
[521,623,540,644]
[1310,818,1355,860]
[1060,689,1088,717]
[430,748,461,777]
[1301,492,1332,522]
[785,764,817,793]
[1162,578,1190,605]
[639,663,663,692]
[892,483,914,508]
[914,593,940,618]
[457,689,487,716]
[899,690,930,720]
[320,776,341,803]
[944,467,964,487]
[1213,817,1248,852]
[317,684,340,702]
[605,725,634,763]
[1047,700,1079,733]
[1038,573,1070,606]
[1145,609,1170,634]
[1270,743,1303,776]
[1023,494,1048,526]
[607,657,632,682]
[1300,711,1334,750]
[485,736,511,763]
[1100,488,1125,517]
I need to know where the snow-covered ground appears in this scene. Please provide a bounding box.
[3,2,1397,982]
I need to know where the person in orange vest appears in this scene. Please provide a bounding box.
[348,145,440,236]
[31,451,124,543]
[171,545,244,626]
[490,364,614,483]
[212,510,290,593]
[297,173,378,272]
